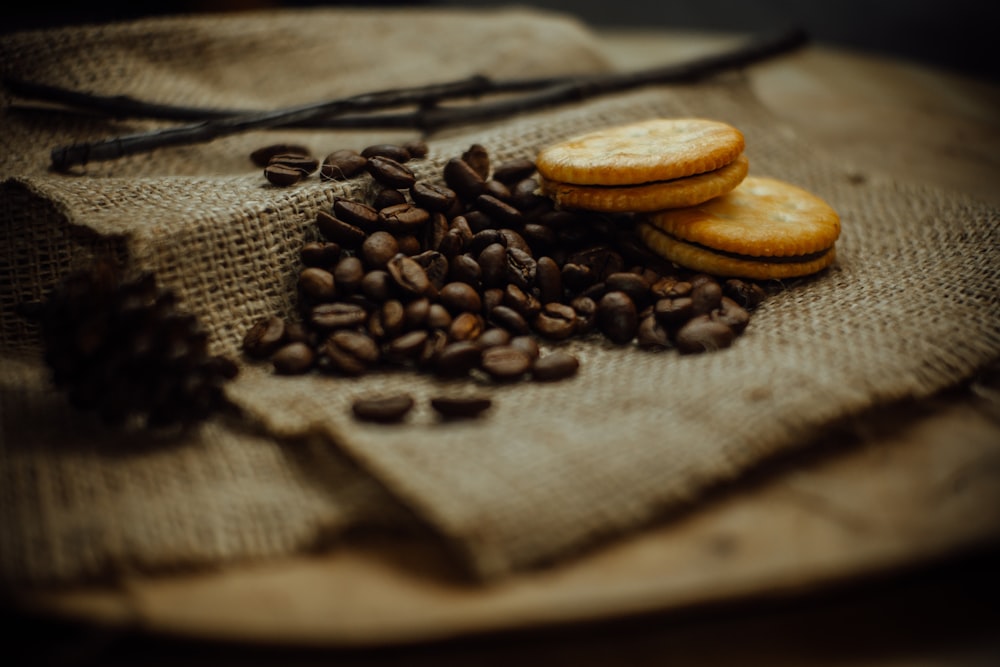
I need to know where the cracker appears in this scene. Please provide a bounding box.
[643,176,841,257]
[637,222,837,280]
[540,154,749,213]
[535,118,745,186]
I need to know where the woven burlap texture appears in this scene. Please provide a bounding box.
[2,8,999,585]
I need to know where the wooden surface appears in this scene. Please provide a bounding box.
[9,28,1000,665]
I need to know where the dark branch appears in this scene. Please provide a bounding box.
[21,27,807,171]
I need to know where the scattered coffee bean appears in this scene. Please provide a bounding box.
[481,345,533,381]
[361,143,412,163]
[367,155,416,189]
[321,149,367,181]
[430,395,493,419]
[352,393,415,423]
[675,315,736,354]
[532,350,579,382]
[251,143,312,167]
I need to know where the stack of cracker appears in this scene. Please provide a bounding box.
[535,118,840,280]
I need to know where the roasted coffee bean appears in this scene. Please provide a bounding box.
[403,297,431,328]
[396,234,422,256]
[264,162,307,187]
[430,395,493,419]
[361,231,400,269]
[435,340,482,376]
[322,330,380,375]
[723,279,768,309]
[449,311,484,341]
[711,297,750,334]
[420,330,449,368]
[533,350,579,381]
[367,156,416,189]
[605,272,651,307]
[423,212,450,252]
[438,281,482,313]
[533,302,577,340]
[637,315,671,349]
[351,393,414,423]
[509,335,540,360]
[300,241,341,268]
[284,321,313,346]
[368,299,406,339]
[536,256,563,304]
[411,181,458,212]
[321,149,368,181]
[691,279,723,315]
[503,284,541,319]
[475,194,523,227]
[649,276,680,299]
[384,329,429,364]
[298,267,337,301]
[505,247,536,291]
[443,157,486,201]
[461,143,491,180]
[373,188,407,210]
[379,202,431,233]
[411,250,449,289]
[510,178,546,210]
[438,228,465,259]
[492,158,536,185]
[498,228,532,255]
[469,229,507,255]
[310,302,368,329]
[316,210,366,247]
[334,199,380,229]
[332,256,364,295]
[569,245,624,282]
[483,287,505,314]
[447,253,482,286]
[654,296,694,326]
[251,143,312,167]
[561,262,595,291]
[483,179,512,203]
[269,153,319,175]
[570,296,598,334]
[361,143,411,163]
[521,223,556,254]
[426,303,453,330]
[478,243,508,288]
[598,291,638,344]
[489,304,530,334]
[675,315,735,354]
[403,140,429,159]
[360,269,394,302]
[243,315,287,358]
[476,327,512,348]
[481,345,533,381]
[449,215,475,242]
[271,342,315,375]
[463,210,495,234]
[387,254,431,296]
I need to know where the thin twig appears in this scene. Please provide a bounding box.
[29,27,806,171]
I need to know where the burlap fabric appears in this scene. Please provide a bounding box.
[2,8,998,586]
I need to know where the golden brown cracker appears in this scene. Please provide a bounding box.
[637,222,837,280]
[643,176,841,257]
[540,154,749,213]
[535,118,745,186]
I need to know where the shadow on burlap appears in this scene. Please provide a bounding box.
[1,7,998,585]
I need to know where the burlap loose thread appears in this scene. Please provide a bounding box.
[2,9,999,585]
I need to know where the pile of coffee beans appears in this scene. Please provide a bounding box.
[244,141,768,419]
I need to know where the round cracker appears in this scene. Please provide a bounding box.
[643,176,841,257]
[540,154,748,213]
[637,222,837,280]
[535,118,745,186]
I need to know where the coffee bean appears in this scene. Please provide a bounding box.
[481,345,533,381]
[368,299,406,339]
[251,143,312,167]
[411,181,458,212]
[360,269,394,302]
[351,393,415,423]
[387,254,432,296]
[430,395,493,419]
[570,296,598,334]
[379,203,430,233]
[536,256,563,304]
[271,342,315,374]
[691,279,723,315]
[492,158,536,185]
[403,140,429,159]
[489,304,530,334]
[476,327,512,348]
[367,156,416,189]
[598,291,638,344]
[509,335,540,360]
[373,188,407,210]
[605,272,651,307]
[637,314,671,349]
[533,302,577,340]
[403,297,431,328]
[569,245,624,282]
[384,329,429,364]
[334,199,380,229]
[426,303,453,330]
[243,315,287,358]
[654,296,694,327]
[561,262,595,291]
[264,162,307,187]
[298,267,336,301]
[411,250,449,290]
[361,143,412,163]
[532,350,579,381]
[269,153,319,175]
[478,243,508,288]
[675,315,736,354]
[449,311,484,341]
[300,241,341,268]
[321,149,367,181]
[438,281,482,313]
[316,210,366,247]
[423,212,450,253]
[461,144,491,180]
[475,194,523,227]
[435,340,482,376]
[723,279,768,309]
[711,297,750,334]
[322,330,380,375]
[469,229,507,256]
[463,210,495,234]
[444,157,486,201]
[332,256,364,296]
[502,284,541,319]
[361,231,400,269]
[447,253,482,287]
[505,247,537,291]
[310,302,368,330]
[483,179,512,203]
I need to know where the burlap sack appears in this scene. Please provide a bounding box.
[2,7,998,585]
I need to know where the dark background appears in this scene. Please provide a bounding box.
[1,0,996,81]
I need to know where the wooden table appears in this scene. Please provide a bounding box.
[10,28,1000,666]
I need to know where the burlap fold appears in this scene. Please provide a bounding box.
[2,8,998,585]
